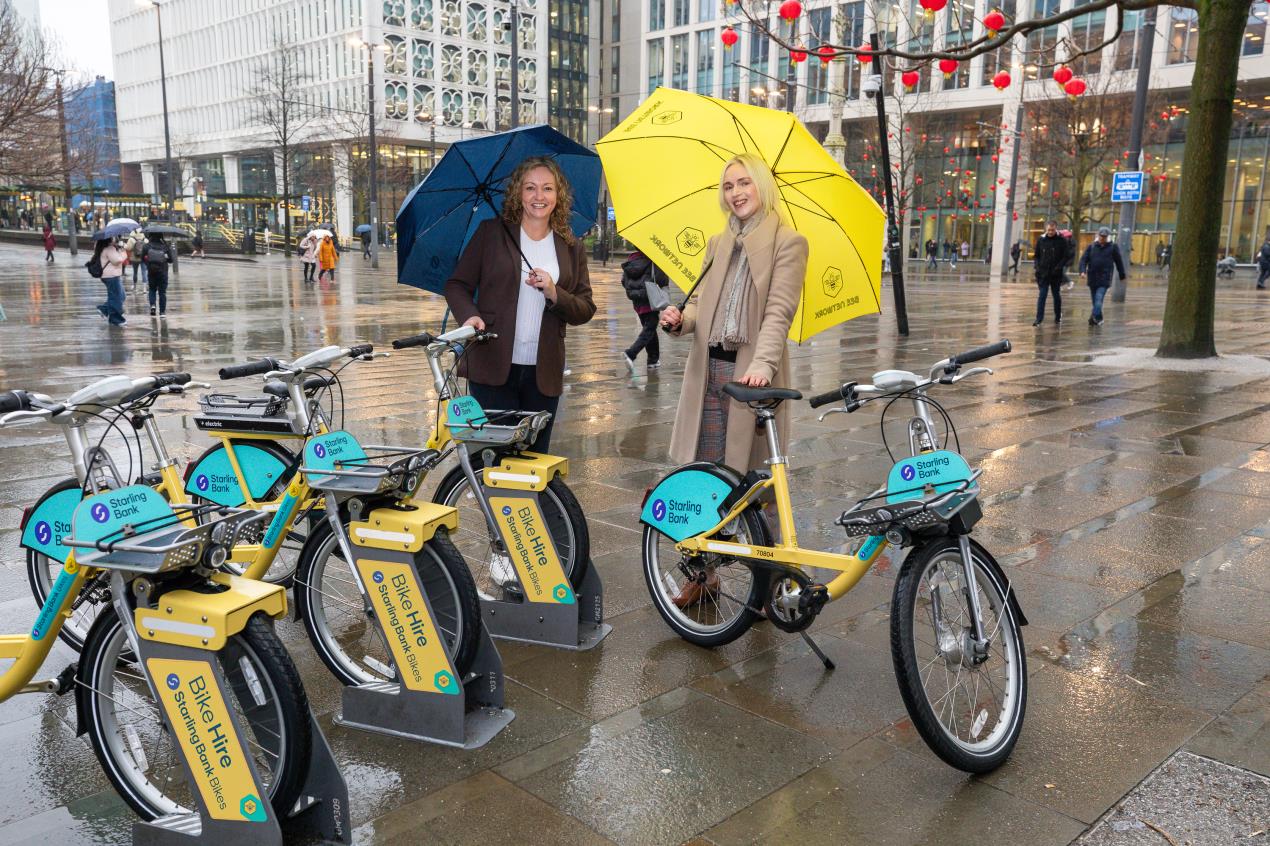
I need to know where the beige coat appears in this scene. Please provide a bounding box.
[668,212,808,470]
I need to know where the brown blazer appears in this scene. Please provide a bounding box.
[444,218,596,397]
[668,212,807,470]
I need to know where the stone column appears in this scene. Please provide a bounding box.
[332,143,353,243]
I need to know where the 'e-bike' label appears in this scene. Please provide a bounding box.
[487,495,574,604]
[353,558,459,694]
[145,658,269,823]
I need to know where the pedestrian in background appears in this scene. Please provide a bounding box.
[299,234,317,282]
[1033,220,1068,326]
[1161,243,1172,269]
[620,250,670,372]
[142,234,173,317]
[925,238,937,269]
[128,231,147,290]
[1010,240,1022,275]
[190,231,205,258]
[960,240,970,264]
[316,233,338,282]
[361,229,371,259]
[93,238,128,327]
[1079,227,1125,326]
[41,225,55,263]
[1256,239,1270,290]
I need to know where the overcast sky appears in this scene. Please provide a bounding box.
[41,0,114,81]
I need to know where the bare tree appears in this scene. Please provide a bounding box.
[248,36,317,256]
[737,0,1253,358]
[0,5,59,182]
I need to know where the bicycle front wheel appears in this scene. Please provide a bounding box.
[295,519,480,687]
[891,536,1027,773]
[77,611,311,820]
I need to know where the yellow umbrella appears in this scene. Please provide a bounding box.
[597,87,886,342]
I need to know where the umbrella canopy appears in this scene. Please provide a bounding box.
[396,124,602,293]
[597,87,886,342]
[305,229,332,240]
[142,224,191,239]
[354,224,372,234]
[91,217,143,241]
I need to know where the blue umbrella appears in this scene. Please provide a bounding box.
[91,217,143,241]
[396,125,602,293]
[354,224,372,234]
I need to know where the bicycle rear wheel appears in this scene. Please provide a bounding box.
[891,536,1026,773]
[77,610,310,820]
[642,506,770,647]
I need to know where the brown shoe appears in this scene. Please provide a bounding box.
[672,571,720,608]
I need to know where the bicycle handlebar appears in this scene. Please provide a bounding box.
[392,332,434,350]
[219,358,282,380]
[948,339,1011,367]
[347,344,374,358]
[153,372,191,388]
[391,328,497,350]
[0,390,32,414]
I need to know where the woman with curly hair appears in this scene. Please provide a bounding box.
[444,156,596,451]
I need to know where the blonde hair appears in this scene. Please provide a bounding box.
[718,153,782,220]
[501,156,576,245]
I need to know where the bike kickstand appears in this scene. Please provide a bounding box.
[800,631,836,671]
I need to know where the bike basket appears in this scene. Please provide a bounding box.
[449,408,551,448]
[65,504,266,575]
[300,444,435,496]
[194,392,299,435]
[838,474,981,539]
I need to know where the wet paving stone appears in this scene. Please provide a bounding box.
[1,251,1268,842]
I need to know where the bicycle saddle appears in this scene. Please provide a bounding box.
[722,383,803,403]
[263,375,332,398]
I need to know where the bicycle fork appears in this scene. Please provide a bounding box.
[929,535,990,666]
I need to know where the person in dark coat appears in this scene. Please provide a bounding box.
[1078,227,1126,326]
[621,250,670,372]
[1032,220,1069,326]
[1010,240,1022,275]
[142,234,174,317]
[925,238,937,269]
[1256,239,1270,290]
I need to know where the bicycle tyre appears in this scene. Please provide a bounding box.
[295,518,480,686]
[433,457,589,590]
[891,536,1027,773]
[642,505,771,647]
[77,610,311,820]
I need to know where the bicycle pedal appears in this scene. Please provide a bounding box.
[54,663,77,696]
[798,584,830,616]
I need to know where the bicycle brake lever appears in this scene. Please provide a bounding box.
[816,407,849,422]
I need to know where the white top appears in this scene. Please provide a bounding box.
[511,226,560,366]
[101,244,128,278]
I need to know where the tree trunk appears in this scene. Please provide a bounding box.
[1156,0,1249,358]
[282,145,292,258]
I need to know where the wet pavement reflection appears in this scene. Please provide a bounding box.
[0,248,1266,844]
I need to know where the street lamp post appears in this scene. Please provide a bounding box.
[51,73,77,257]
[1113,5,1158,303]
[510,0,520,128]
[150,1,175,218]
[366,46,379,269]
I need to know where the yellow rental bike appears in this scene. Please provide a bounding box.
[640,341,1028,773]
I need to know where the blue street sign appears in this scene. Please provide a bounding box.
[1111,171,1144,203]
[301,195,311,211]
[607,206,615,222]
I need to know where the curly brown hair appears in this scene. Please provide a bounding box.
[501,156,575,245]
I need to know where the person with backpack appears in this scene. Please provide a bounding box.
[89,237,128,326]
[41,225,55,263]
[620,250,670,372]
[1010,240,1022,275]
[142,234,174,317]
[1256,239,1270,290]
[127,231,147,290]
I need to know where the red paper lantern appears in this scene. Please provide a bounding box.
[856,45,873,64]
[778,0,802,20]
[919,0,947,18]
[816,45,834,64]
[983,9,1005,34]
[901,70,920,89]
[790,49,808,63]
[991,154,999,163]
[1064,78,1087,97]
[720,27,738,48]
[1160,110,1171,120]
[938,58,958,78]
[992,70,1011,90]
[1052,65,1073,86]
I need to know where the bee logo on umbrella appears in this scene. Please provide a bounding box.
[821,267,844,298]
[676,227,705,255]
[652,110,683,125]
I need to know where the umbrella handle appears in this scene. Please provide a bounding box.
[659,256,712,334]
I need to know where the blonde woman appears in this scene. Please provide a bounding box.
[445,156,596,451]
[659,153,807,605]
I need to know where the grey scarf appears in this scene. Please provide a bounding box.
[708,212,764,351]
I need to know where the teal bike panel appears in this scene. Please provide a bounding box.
[886,450,976,504]
[71,485,175,546]
[186,443,288,507]
[304,430,367,472]
[446,396,488,428]
[22,485,82,564]
[641,468,734,542]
